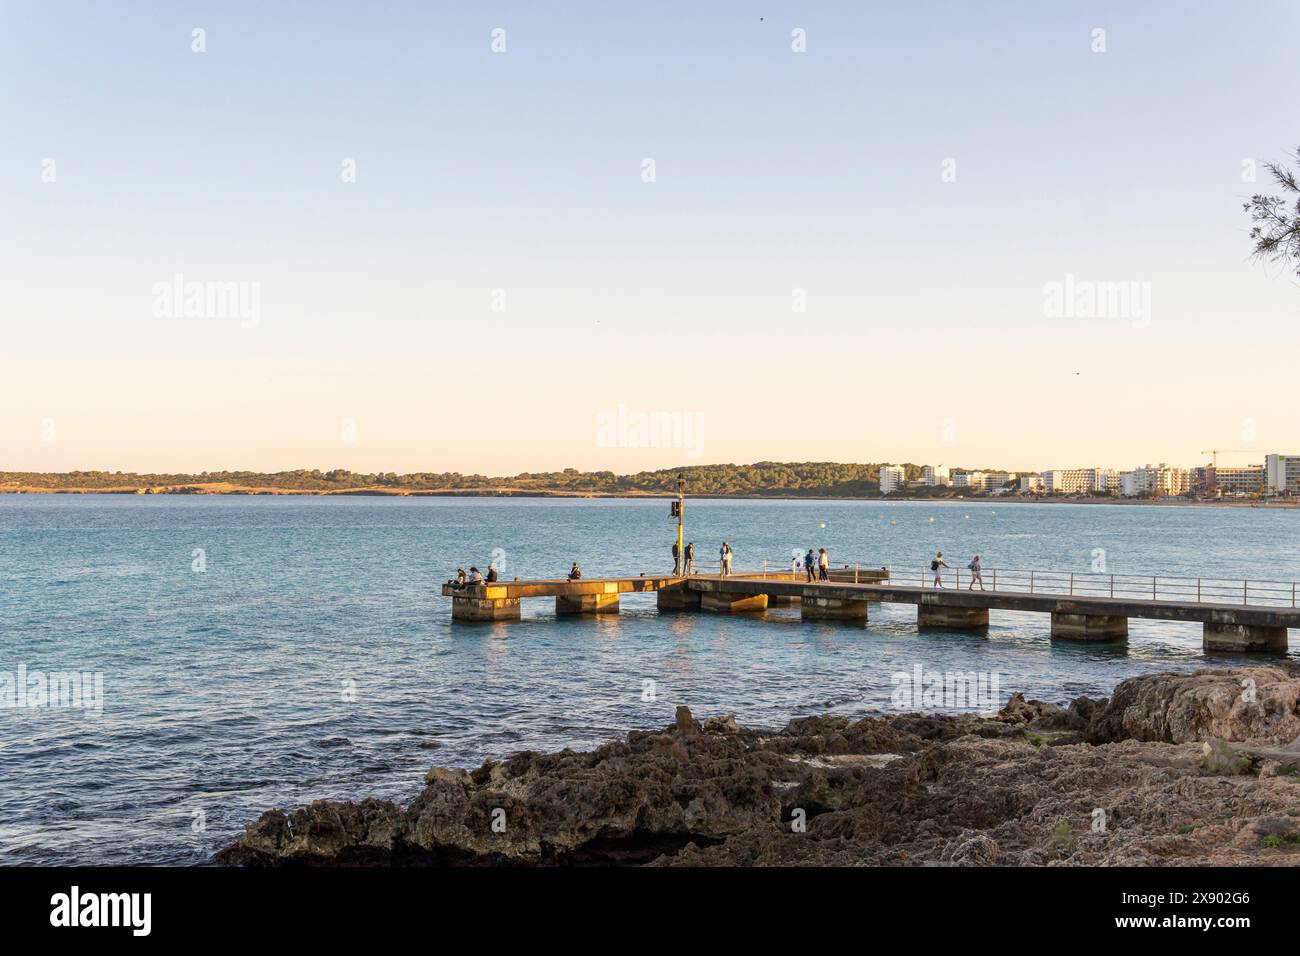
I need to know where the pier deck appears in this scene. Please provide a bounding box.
[443,566,1300,652]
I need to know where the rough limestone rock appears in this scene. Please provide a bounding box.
[217,667,1300,867]
[1086,665,1300,745]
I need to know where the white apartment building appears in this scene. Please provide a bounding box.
[922,464,950,486]
[1265,454,1300,495]
[1043,468,1114,495]
[1123,464,1192,497]
[1020,474,1044,494]
[879,464,905,495]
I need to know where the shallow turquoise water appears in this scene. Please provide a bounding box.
[1,495,1297,864]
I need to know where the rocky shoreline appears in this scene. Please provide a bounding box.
[217,666,1300,867]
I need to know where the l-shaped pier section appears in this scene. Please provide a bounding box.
[442,567,1300,653]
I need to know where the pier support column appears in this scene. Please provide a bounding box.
[767,593,800,607]
[657,584,701,611]
[556,593,620,615]
[699,590,768,613]
[801,596,869,621]
[452,595,521,622]
[1050,612,1127,642]
[917,604,989,631]
[1203,623,1287,653]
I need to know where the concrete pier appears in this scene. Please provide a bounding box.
[801,595,870,621]
[556,593,620,615]
[443,569,1298,652]
[917,603,989,631]
[700,590,769,613]
[656,584,701,611]
[1050,612,1129,642]
[451,595,521,622]
[1203,622,1287,653]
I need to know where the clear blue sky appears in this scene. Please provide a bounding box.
[2,1,1298,474]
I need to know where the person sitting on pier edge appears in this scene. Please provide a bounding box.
[486,564,499,583]
[684,542,695,575]
[672,541,681,575]
[805,548,817,583]
[467,566,484,585]
[818,547,830,581]
[453,568,467,589]
[568,562,582,580]
[931,552,948,588]
[966,554,983,590]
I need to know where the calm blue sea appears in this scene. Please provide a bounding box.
[1,495,1298,865]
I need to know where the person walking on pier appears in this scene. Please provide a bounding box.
[818,547,830,581]
[930,552,948,588]
[804,548,817,583]
[966,554,984,591]
[684,542,695,575]
[672,541,681,575]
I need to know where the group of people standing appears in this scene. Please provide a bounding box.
[796,548,831,582]
[670,541,734,576]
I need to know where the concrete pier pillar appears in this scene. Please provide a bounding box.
[1203,623,1287,653]
[556,593,620,615]
[917,604,989,631]
[699,590,768,613]
[656,584,701,611]
[452,595,521,622]
[1050,612,1127,642]
[801,596,870,621]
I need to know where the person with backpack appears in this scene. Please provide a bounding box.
[930,552,948,588]
[966,554,984,590]
[804,548,817,583]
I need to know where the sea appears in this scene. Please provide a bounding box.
[1,495,1297,864]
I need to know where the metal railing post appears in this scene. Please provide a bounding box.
[1030,571,1034,594]
[1197,578,1201,603]
[1069,572,1074,595]
[1243,580,1248,605]
[1110,574,1114,597]
[854,562,859,584]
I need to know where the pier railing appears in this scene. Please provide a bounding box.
[888,565,1298,608]
[740,559,1298,608]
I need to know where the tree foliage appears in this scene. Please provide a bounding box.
[1245,147,1300,279]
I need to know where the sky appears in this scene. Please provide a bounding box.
[2,1,1298,476]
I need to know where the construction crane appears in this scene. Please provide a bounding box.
[1200,449,1253,469]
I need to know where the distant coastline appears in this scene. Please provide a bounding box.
[2,482,1298,508]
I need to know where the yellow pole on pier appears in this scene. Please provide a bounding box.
[674,474,685,575]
